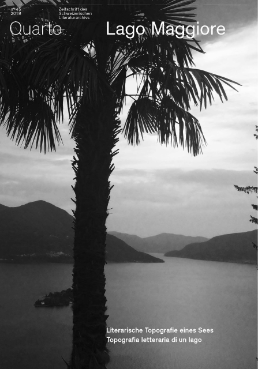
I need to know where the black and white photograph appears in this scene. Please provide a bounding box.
[0,1,257,368]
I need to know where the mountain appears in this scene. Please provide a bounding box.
[164,230,257,264]
[108,231,208,253]
[106,235,163,263]
[0,201,163,263]
[0,201,73,256]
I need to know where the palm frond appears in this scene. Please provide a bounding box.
[1,90,62,152]
[123,94,205,155]
[123,97,157,144]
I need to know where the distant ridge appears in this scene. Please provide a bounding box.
[0,201,163,263]
[108,231,208,253]
[106,235,164,263]
[164,230,257,264]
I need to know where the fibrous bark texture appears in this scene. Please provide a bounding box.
[70,97,120,369]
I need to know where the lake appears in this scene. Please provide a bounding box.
[0,255,256,369]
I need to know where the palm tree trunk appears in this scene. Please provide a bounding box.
[70,97,120,369]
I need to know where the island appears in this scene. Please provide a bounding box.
[34,288,73,307]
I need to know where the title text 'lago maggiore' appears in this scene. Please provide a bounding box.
[106,21,226,39]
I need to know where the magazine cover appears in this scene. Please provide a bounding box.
[0,1,257,368]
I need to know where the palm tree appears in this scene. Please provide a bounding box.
[0,0,239,368]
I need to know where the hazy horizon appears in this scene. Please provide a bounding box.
[1,198,257,240]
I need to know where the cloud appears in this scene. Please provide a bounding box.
[195,0,257,42]
[111,168,255,203]
[0,171,74,210]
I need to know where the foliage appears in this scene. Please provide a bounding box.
[234,126,258,249]
[0,0,239,154]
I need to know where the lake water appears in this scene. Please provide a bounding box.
[0,256,256,369]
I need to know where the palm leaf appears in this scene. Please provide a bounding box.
[2,90,62,152]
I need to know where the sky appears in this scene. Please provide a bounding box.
[0,0,257,238]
